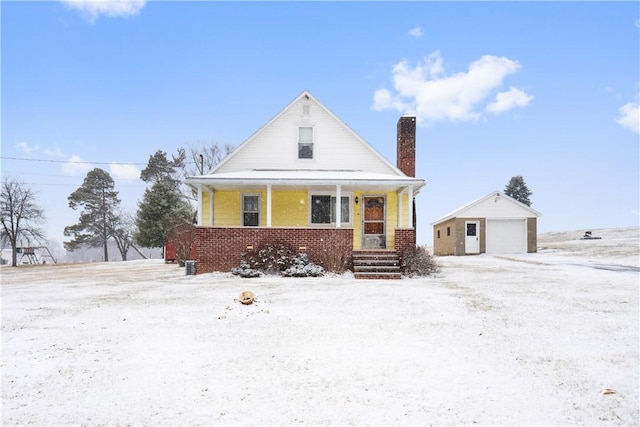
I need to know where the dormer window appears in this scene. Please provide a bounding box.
[298,126,313,159]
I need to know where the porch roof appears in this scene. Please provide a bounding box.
[187,169,426,193]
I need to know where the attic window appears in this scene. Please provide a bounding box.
[302,104,310,116]
[298,126,313,159]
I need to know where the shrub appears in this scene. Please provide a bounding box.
[231,260,263,278]
[243,240,296,274]
[314,234,351,272]
[282,253,325,277]
[232,242,326,278]
[401,245,439,277]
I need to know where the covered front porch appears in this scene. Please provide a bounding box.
[192,226,416,275]
[187,169,424,274]
[189,170,422,250]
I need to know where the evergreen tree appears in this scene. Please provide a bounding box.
[504,175,533,206]
[140,149,185,187]
[135,180,193,248]
[136,149,194,249]
[64,168,121,261]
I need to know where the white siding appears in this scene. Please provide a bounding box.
[216,96,399,175]
[460,195,535,219]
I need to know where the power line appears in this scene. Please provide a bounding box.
[1,156,199,166]
[6,181,146,188]
[2,170,142,181]
[1,156,148,166]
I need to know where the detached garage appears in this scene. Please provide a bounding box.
[432,191,541,256]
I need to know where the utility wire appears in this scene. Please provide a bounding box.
[1,156,148,166]
[1,156,198,165]
[2,170,142,181]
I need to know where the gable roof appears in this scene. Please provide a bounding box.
[210,90,404,176]
[431,191,541,225]
[187,90,426,193]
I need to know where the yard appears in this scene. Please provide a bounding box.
[1,227,638,426]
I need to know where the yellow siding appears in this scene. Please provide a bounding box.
[399,192,410,228]
[352,191,362,250]
[206,189,407,251]
[213,190,242,226]
[201,191,211,225]
[386,191,398,249]
[272,191,308,227]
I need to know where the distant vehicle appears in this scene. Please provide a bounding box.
[580,231,602,240]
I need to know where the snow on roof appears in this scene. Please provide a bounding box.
[187,169,426,191]
[431,190,541,225]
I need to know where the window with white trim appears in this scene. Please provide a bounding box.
[242,194,260,226]
[298,126,313,159]
[310,195,351,225]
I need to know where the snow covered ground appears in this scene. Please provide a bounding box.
[2,227,638,426]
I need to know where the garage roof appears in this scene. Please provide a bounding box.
[431,190,542,226]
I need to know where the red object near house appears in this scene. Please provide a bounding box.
[164,240,177,263]
[164,234,198,263]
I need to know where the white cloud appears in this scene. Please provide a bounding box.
[62,155,93,176]
[109,163,140,180]
[487,87,534,114]
[43,147,66,158]
[372,51,532,125]
[615,102,640,135]
[16,141,39,155]
[61,0,146,23]
[408,26,423,38]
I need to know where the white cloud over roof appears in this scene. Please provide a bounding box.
[373,51,533,125]
[616,101,640,135]
[61,0,146,22]
[408,26,423,38]
[109,163,141,180]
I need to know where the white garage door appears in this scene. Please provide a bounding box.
[486,219,527,254]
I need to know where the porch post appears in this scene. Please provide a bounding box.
[335,185,341,227]
[197,185,203,225]
[209,190,214,226]
[397,189,403,228]
[407,185,414,229]
[266,184,272,227]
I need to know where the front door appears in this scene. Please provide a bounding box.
[465,221,480,254]
[362,196,385,248]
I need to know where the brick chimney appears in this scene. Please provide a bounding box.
[397,115,416,177]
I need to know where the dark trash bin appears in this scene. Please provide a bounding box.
[185,260,197,276]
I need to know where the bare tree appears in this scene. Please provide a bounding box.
[183,141,235,176]
[181,141,235,200]
[111,211,137,261]
[1,178,46,267]
[165,220,196,267]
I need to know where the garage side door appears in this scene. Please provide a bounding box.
[486,219,527,254]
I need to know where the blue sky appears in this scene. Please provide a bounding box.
[2,1,639,250]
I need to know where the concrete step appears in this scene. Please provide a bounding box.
[352,250,401,279]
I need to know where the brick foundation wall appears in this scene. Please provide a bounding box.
[194,227,354,273]
[395,228,416,256]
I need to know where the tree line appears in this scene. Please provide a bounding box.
[1,143,233,266]
[1,145,533,266]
